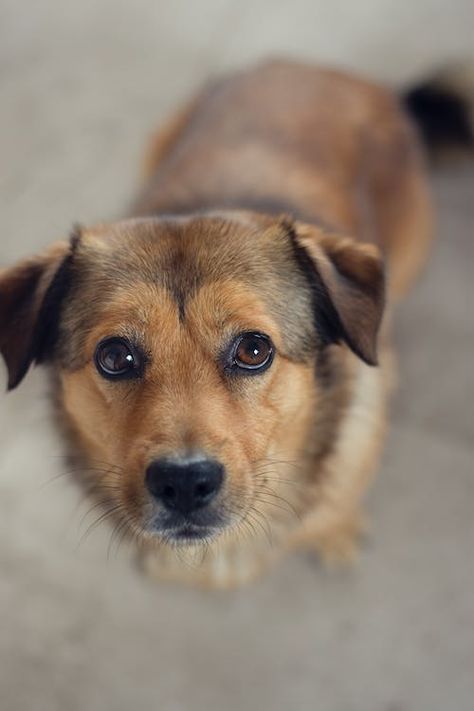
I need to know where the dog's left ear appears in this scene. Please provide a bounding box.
[290,221,385,365]
[0,239,76,390]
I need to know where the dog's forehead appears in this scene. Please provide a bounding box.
[74,215,313,326]
[79,215,287,286]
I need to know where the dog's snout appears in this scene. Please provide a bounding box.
[145,457,224,514]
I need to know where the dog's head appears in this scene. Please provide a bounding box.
[0,214,384,545]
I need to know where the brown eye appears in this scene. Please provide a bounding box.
[232,333,274,373]
[94,338,143,380]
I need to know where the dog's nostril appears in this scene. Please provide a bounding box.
[195,482,210,499]
[145,457,224,514]
[162,484,176,503]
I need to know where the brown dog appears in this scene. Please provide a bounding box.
[0,60,435,588]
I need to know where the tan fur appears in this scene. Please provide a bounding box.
[0,60,433,588]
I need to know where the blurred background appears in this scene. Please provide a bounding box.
[0,1,473,710]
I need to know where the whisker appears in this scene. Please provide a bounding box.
[253,473,305,490]
[253,457,306,472]
[107,518,131,560]
[246,506,273,547]
[76,502,124,549]
[253,488,301,521]
[38,464,123,491]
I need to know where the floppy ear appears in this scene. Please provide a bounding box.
[290,221,385,365]
[0,239,76,390]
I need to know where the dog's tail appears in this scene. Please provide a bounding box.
[401,63,474,159]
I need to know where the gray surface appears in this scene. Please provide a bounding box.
[1,2,473,710]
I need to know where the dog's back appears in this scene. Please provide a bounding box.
[135,59,433,296]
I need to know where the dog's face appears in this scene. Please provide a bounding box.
[0,214,384,546]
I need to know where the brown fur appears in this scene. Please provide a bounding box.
[0,60,432,588]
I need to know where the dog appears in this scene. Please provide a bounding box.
[1,59,469,588]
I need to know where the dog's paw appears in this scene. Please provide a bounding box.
[308,512,369,567]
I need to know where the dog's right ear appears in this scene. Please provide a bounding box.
[0,235,78,390]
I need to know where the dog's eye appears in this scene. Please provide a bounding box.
[231,332,274,373]
[94,338,143,380]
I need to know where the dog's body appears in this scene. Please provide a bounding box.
[135,60,432,297]
[1,60,434,588]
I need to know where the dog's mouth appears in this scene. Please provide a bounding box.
[144,509,230,546]
[161,523,222,544]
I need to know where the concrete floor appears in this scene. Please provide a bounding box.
[0,2,473,710]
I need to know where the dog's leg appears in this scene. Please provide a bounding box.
[301,509,369,566]
[290,350,393,567]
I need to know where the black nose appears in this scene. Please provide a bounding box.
[145,457,224,514]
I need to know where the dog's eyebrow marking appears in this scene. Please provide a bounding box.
[162,245,203,324]
[174,287,187,323]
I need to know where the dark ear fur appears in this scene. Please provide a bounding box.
[0,237,77,390]
[289,221,385,365]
